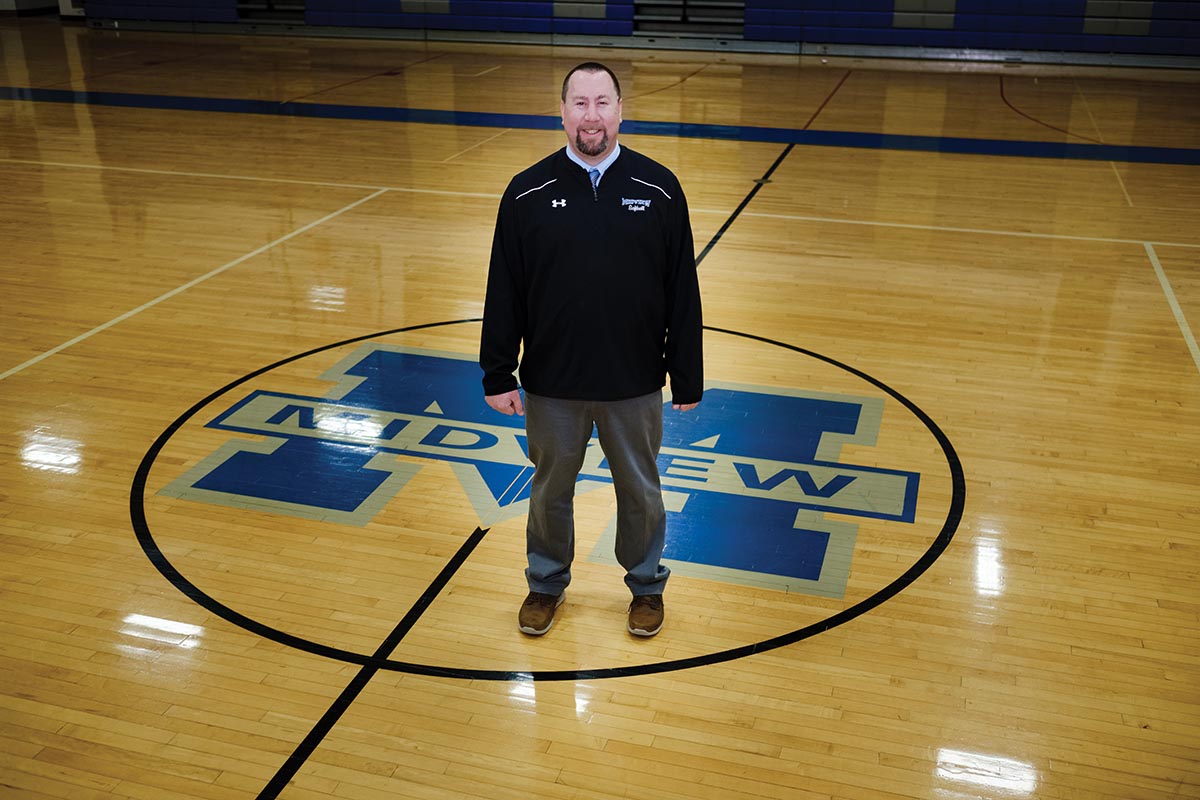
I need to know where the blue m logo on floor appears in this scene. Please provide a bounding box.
[160,344,919,597]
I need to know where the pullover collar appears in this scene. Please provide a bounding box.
[564,142,621,185]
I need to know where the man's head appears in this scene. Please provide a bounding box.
[560,62,622,165]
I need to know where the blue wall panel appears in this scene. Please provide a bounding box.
[83,0,1198,57]
[305,12,427,28]
[744,1,1199,56]
[554,18,634,34]
[451,2,553,18]
[607,3,634,21]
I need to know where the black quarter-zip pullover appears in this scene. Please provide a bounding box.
[481,146,703,404]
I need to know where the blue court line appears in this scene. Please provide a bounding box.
[3,85,1198,166]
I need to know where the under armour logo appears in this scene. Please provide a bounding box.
[551,199,566,208]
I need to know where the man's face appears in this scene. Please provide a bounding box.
[561,69,622,165]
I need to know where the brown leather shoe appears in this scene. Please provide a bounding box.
[518,591,564,636]
[627,594,664,637]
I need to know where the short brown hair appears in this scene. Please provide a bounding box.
[561,62,622,101]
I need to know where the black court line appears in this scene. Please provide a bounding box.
[133,321,965,793]
[129,321,483,672]
[696,69,851,266]
[998,74,1104,145]
[127,67,951,775]
[132,323,965,684]
[257,525,489,799]
[131,87,958,800]
[696,142,793,266]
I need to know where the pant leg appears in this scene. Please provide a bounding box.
[593,390,670,596]
[523,392,594,595]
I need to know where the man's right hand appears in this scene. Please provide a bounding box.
[485,390,525,416]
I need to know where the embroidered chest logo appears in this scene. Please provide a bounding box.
[551,199,566,208]
[622,198,651,212]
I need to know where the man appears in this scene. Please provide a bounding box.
[480,61,703,638]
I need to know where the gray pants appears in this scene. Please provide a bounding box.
[524,390,670,597]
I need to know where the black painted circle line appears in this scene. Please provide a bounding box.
[131,321,965,682]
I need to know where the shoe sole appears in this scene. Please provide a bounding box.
[627,620,662,637]
[518,593,565,636]
[628,624,662,637]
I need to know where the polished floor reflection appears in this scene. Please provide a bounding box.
[2,15,1199,800]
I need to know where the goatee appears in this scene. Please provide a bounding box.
[575,132,609,157]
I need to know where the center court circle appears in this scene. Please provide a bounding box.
[131,319,965,681]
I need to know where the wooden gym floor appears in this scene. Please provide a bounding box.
[2,15,1199,800]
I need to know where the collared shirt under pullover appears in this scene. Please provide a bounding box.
[481,146,703,404]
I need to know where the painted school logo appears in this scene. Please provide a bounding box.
[160,344,919,598]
